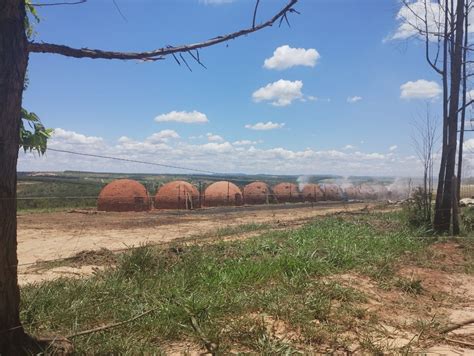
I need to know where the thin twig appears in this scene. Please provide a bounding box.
[67,307,158,338]
[188,50,207,69]
[179,53,192,72]
[252,0,260,28]
[171,52,181,66]
[189,315,218,354]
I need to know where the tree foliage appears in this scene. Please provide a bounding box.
[25,0,39,39]
[20,108,53,155]
[20,2,51,155]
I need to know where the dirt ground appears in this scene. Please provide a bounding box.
[17,202,372,285]
[161,242,474,355]
[17,202,474,354]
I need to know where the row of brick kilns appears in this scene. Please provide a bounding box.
[97,179,395,212]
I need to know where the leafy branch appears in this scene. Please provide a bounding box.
[20,109,53,155]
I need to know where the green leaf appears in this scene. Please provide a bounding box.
[20,108,52,156]
[25,0,40,39]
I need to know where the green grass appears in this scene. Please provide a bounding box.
[21,212,428,353]
[194,223,272,240]
[394,277,424,295]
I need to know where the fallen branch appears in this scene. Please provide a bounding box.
[441,318,474,334]
[189,315,218,355]
[67,307,158,338]
[179,302,218,355]
[444,337,474,348]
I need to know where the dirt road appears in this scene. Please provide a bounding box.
[17,202,374,284]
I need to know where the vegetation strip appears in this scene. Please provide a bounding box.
[21,211,457,353]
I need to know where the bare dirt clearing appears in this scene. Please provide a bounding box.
[18,202,373,285]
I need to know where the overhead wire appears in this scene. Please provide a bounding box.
[46,148,219,175]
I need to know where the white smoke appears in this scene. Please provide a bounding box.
[297,175,311,191]
[294,175,418,201]
[386,177,419,200]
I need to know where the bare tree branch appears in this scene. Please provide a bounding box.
[424,0,444,74]
[28,0,299,61]
[457,98,474,112]
[67,307,159,338]
[188,50,207,69]
[179,53,192,72]
[252,0,260,28]
[31,0,86,6]
[402,0,444,74]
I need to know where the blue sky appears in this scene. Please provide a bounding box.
[19,0,450,176]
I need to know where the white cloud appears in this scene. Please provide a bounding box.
[233,140,258,146]
[400,79,441,99]
[154,110,209,124]
[245,121,285,131]
[52,128,103,146]
[146,130,180,143]
[18,127,427,176]
[252,79,303,106]
[206,133,224,142]
[464,138,474,151]
[263,45,320,70]
[343,145,356,150]
[199,0,234,4]
[390,1,442,40]
[389,145,398,151]
[347,96,362,103]
[389,1,474,41]
[467,89,474,101]
[118,136,131,143]
[199,142,233,153]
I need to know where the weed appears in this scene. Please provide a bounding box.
[395,277,424,295]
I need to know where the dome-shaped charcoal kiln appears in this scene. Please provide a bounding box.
[97,179,150,212]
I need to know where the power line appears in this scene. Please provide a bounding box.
[42,148,298,184]
[46,148,219,175]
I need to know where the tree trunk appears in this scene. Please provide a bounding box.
[0,0,30,353]
[457,1,469,201]
[453,175,460,235]
[441,0,464,234]
[433,0,450,232]
[434,0,464,234]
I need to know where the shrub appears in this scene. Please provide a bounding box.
[403,187,432,230]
